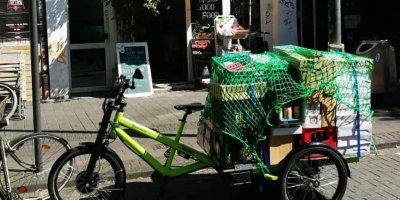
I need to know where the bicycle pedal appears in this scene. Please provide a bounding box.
[177,150,192,159]
[163,148,171,158]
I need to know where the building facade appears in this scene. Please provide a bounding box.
[38,0,400,98]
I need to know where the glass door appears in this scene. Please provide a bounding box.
[68,0,110,92]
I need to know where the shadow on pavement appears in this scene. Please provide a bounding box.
[121,173,282,200]
[371,87,400,120]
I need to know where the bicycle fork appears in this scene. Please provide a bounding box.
[82,107,114,187]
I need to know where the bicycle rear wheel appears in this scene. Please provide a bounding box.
[0,83,17,121]
[3,133,71,200]
[48,146,126,200]
[281,146,348,200]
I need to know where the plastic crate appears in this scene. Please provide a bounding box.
[301,127,337,149]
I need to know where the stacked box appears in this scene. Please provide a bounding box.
[334,57,373,157]
[273,45,374,158]
[202,51,309,170]
[273,45,349,93]
[204,53,288,151]
[304,90,336,128]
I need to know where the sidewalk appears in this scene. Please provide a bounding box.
[4,84,400,178]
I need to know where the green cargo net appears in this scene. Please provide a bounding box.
[202,46,374,168]
[274,45,373,116]
[202,52,307,173]
[204,52,306,143]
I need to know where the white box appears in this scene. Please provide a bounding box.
[337,123,372,139]
[336,114,371,127]
[302,102,321,128]
[271,126,302,136]
[337,137,371,147]
[337,144,370,157]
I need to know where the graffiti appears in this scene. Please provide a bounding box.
[280,0,295,29]
[265,3,272,25]
[280,0,295,9]
[49,41,67,64]
[283,10,294,26]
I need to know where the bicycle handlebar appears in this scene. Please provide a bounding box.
[103,69,144,111]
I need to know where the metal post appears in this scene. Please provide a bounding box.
[299,0,304,46]
[328,0,343,48]
[29,0,43,170]
[312,0,317,48]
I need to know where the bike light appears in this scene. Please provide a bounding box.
[18,186,27,193]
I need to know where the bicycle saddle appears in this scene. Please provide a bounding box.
[174,103,205,112]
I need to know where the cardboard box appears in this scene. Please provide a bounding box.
[269,135,293,165]
[306,90,336,127]
[197,120,214,155]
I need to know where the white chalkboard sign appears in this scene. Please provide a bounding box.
[116,42,153,97]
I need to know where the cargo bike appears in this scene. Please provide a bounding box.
[47,46,374,200]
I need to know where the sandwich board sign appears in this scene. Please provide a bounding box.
[116,42,153,97]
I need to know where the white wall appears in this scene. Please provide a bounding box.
[46,0,70,99]
[260,0,298,48]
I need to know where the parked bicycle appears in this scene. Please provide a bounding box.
[0,58,26,120]
[47,70,350,200]
[0,83,18,122]
[0,99,71,199]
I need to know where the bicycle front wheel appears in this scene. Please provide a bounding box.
[281,146,348,200]
[48,146,126,200]
[0,83,17,120]
[4,133,71,200]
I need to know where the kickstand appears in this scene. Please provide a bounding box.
[157,177,169,198]
[151,171,169,198]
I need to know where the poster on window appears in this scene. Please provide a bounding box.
[116,42,153,98]
[0,0,30,41]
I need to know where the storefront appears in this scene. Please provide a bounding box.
[44,0,300,99]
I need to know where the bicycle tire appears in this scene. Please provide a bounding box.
[281,146,348,200]
[3,133,71,200]
[48,146,126,200]
[0,83,17,121]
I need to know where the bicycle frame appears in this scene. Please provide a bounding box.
[0,137,12,198]
[111,111,215,178]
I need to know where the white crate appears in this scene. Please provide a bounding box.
[337,124,372,140]
[337,144,370,157]
[302,102,321,128]
[337,123,372,157]
[336,103,371,127]
[271,126,302,136]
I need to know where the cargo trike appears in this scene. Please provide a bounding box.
[48,46,375,200]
